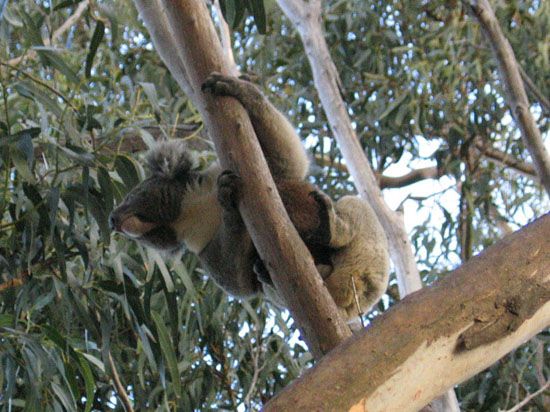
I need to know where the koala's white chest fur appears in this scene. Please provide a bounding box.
[173,181,223,255]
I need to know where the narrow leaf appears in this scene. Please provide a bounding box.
[77,353,96,412]
[152,311,182,396]
[85,20,105,78]
[248,0,267,34]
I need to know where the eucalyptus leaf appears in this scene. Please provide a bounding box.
[85,20,105,78]
[152,311,182,396]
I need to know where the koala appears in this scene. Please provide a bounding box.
[110,73,389,322]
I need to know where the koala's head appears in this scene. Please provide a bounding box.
[109,140,201,253]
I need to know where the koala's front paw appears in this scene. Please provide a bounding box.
[217,170,242,210]
[202,72,244,97]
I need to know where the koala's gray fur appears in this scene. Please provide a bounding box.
[110,73,389,322]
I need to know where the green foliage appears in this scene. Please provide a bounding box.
[219,0,267,34]
[0,0,548,411]
[0,1,307,410]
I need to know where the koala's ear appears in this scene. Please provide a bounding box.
[145,140,197,180]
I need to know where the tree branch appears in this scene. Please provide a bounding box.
[518,65,550,116]
[138,0,351,358]
[315,154,442,189]
[213,0,238,75]
[265,213,550,411]
[474,139,537,177]
[465,0,550,195]
[133,0,193,97]
[277,0,423,296]
[0,278,25,293]
[108,352,135,412]
[503,380,550,412]
[378,167,441,189]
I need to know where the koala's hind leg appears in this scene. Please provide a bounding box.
[326,196,390,319]
[202,73,309,181]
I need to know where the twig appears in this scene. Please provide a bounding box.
[475,139,537,177]
[518,65,550,116]
[243,336,264,407]
[315,154,442,189]
[8,0,90,66]
[0,70,11,133]
[0,278,25,293]
[500,380,550,412]
[350,276,365,329]
[0,251,80,293]
[108,352,135,412]
[488,204,514,236]
[0,62,78,111]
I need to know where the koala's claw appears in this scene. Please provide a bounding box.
[309,190,333,245]
[217,170,242,210]
[309,190,333,213]
[238,73,252,82]
[253,259,273,285]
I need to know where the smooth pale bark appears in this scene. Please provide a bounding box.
[135,0,351,358]
[265,213,550,411]
[465,0,550,195]
[133,0,193,97]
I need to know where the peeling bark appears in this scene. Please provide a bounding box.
[265,213,550,411]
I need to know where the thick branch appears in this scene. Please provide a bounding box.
[133,0,193,97]
[466,0,550,195]
[265,213,550,411]
[213,0,238,75]
[145,0,350,358]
